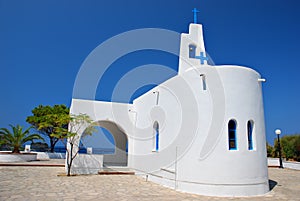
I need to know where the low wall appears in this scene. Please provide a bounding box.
[36,152,66,160]
[70,154,103,175]
[268,158,300,170]
[103,153,127,166]
[0,152,37,162]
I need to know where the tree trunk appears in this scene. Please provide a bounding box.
[67,143,73,176]
[12,147,20,153]
[67,163,71,176]
[49,137,58,153]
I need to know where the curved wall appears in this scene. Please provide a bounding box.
[132,65,269,196]
[175,65,269,196]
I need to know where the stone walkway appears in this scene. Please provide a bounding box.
[0,165,299,201]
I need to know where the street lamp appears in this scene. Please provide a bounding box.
[275,129,284,168]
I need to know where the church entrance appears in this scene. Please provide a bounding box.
[82,120,128,167]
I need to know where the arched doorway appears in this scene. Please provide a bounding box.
[82,120,128,166]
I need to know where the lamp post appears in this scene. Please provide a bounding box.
[275,129,284,168]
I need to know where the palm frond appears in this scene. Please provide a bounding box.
[0,124,44,153]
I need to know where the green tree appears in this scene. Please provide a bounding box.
[274,134,300,161]
[294,136,300,161]
[281,136,294,160]
[51,113,96,176]
[273,140,280,158]
[266,143,274,157]
[26,104,69,152]
[0,125,44,153]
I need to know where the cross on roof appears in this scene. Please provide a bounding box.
[195,52,209,65]
[192,8,200,24]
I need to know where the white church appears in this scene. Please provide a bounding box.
[69,19,269,197]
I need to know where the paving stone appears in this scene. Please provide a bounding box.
[0,165,299,201]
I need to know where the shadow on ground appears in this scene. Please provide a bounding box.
[269,179,277,190]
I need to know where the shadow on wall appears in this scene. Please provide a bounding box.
[269,179,278,191]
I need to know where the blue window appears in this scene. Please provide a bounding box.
[155,124,159,151]
[153,122,159,151]
[228,120,237,150]
[189,44,196,58]
[247,121,254,150]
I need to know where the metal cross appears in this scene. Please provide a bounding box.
[192,8,200,24]
[195,52,208,65]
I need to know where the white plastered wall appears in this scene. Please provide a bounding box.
[69,23,269,196]
[69,99,135,174]
[131,65,268,196]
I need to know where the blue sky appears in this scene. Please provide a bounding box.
[0,0,299,146]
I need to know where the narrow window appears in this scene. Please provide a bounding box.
[247,121,254,150]
[228,120,237,150]
[189,44,196,58]
[153,121,159,152]
[155,123,159,151]
[200,74,207,90]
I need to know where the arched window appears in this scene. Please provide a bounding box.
[189,44,196,58]
[247,121,254,150]
[228,120,237,150]
[153,122,159,152]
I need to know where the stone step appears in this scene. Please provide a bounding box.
[98,167,135,175]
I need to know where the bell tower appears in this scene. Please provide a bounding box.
[178,9,208,74]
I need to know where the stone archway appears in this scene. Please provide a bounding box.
[94,120,128,166]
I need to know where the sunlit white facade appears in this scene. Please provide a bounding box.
[70,23,269,196]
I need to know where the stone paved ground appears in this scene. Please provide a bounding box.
[0,165,299,201]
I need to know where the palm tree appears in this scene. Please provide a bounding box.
[0,124,44,153]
